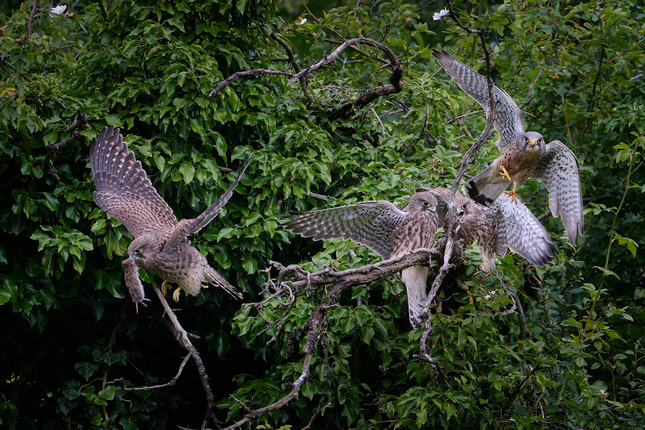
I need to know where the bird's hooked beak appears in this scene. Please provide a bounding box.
[457,206,466,220]
[428,191,449,220]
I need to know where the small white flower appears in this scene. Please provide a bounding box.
[299,18,307,25]
[50,5,67,16]
[433,9,449,21]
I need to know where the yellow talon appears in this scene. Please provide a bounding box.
[172,287,182,302]
[499,166,512,182]
[161,280,172,297]
[506,183,518,203]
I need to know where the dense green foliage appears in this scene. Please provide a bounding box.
[1,0,644,428]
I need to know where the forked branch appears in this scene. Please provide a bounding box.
[209,37,403,119]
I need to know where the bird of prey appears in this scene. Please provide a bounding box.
[284,190,446,328]
[432,50,584,245]
[427,188,553,273]
[284,188,553,326]
[90,126,252,303]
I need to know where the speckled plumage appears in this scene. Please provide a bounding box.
[432,50,584,245]
[90,126,251,302]
[284,191,441,327]
[285,188,553,325]
[428,188,553,272]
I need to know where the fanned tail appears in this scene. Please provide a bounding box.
[205,266,243,299]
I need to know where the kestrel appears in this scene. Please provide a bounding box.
[284,188,553,326]
[427,188,553,273]
[90,126,252,303]
[284,191,445,327]
[432,50,584,245]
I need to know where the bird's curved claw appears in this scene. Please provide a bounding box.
[161,280,173,297]
[499,166,512,182]
[506,189,518,203]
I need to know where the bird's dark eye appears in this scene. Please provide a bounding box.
[134,249,141,255]
[524,136,529,142]
[423,201,429,207]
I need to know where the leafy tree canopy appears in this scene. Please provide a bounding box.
[0,0,644,429]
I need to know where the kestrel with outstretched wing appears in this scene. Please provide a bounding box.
[432,50,584,245]
[284,191,445,328]
[90,126,252,303]
[427,188,553,273]
[285,188,554,325]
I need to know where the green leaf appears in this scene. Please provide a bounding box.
[74,361,99,381]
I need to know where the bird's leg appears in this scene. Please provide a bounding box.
[505,183,518,203]
[499,166,512,182]
[161,280,173,297]
[172,287,182,302]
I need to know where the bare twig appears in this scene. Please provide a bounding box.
[209,37,403,120]
[152,283,222,430]
[124,354,191,391]
[521,65,545,109]
[270,32,314,102]
[41,112,89,180]
[309,192,328,200]
[208,69,293,98]
[512,293,527,341]
[27,0,37,37]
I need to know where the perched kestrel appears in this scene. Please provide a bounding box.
[427,188,553,273]
[284,188,553,326]
[90,126,252,303]
[284,191,445,327]
[432,50,584,245]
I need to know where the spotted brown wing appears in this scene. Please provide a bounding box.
[90,126,177,237]
[284,200,408,259]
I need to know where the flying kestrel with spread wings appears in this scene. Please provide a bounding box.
[90,126,252,303]
[432,50,584,246]
[284,188,553,326]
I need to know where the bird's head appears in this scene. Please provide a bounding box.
[426,191,449,221]
[126,235,156,264]
[456,202,469,221]
[519,131,546,154]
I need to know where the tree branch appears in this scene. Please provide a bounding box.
[270,32,314,102]
[152,283,222,430]
[41,112,89,180]
[209,37,403,119]
[422,1,497,317]
[124,354,191,392]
